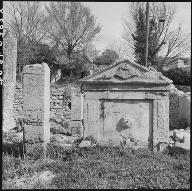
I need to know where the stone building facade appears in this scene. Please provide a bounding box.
[78,60,173,150]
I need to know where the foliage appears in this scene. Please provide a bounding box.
[17,42,60,79]
[43,2,101,75]
[175,85,191,93]
[4,1,47,75]
[5,1,100,81]
[93,49,119,66]
[162,68,191,85]
[123,2,190,67]
[2,145,190,189]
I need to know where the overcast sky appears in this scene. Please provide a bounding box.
[82,2,191,51]
[4,1,191,54]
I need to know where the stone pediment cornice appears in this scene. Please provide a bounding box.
[80,60,172,85]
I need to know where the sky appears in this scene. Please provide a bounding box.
[4,1,191,56]
[82,2,191,52]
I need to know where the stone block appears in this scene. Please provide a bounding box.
[80,60,171,151]
[50,134,74,144]
[79,140,92,148]
[23,63,50,153]
[169,87,191,129]
[3,30,17,131]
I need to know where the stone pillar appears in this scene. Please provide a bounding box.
[23,63,50,153]
[3,29,17,132]
[71,87,82,136]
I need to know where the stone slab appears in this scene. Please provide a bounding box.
[23,63,50,153]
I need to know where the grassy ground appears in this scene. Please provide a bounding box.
[2,144,190,189]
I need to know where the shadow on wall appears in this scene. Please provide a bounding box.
[116,117,133,133]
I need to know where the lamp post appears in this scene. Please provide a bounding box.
[145,2,166,67]
[145,2,150,67]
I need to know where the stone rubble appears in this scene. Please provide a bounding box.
[79,140,92,148]
[168,128,190,150]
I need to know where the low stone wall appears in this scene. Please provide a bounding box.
[169,84,191,129]
[50,85,71,123]
[13,82,74,125]
[13,82,190,132]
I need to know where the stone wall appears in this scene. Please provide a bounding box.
[13,82,190,132]
[50,85,72,123]
[13,82,74,125]
[169,84,191,129]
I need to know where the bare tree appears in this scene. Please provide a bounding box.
[4,1,47,75]
[122,2,190,69]
[42,2,101,75]
[107,39,134,61]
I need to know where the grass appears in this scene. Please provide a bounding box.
[2,144,190,189]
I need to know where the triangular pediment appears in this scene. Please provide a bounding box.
[80,60,172,85]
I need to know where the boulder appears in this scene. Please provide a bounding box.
[173,129,190,150]
[79,140,92,148]
[50,134,74,144]
[50,134,82,146]
[173,129,184,142]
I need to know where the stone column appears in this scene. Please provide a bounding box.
[3,29,17,132]
[23,63,50,153]
[71,87,82,136]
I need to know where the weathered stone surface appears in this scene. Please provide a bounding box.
[174,132,190,151]
[23,63,50,153]
[50,134,81,148]
[80,60,171,151]
[79,140,92,148]
[168,84,190,129]
[71,87,81,121]
[50,134,74,144]
[3,29,17,131]
[81,60,172,85]
[13,83,72,129]
[156,99,169,141]
[173,129,189,142]
[168,128,190,150]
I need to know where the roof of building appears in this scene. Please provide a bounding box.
[80,59,172,85]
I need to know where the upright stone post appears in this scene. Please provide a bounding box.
[71,87,82,136]
[3,29,17,132]
[23,63,50,153]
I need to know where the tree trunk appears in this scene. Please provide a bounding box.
[67,50,73,79]
[3,30,17,132]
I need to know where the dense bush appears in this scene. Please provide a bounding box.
[175,85,191,92]
[162,68,191,86]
